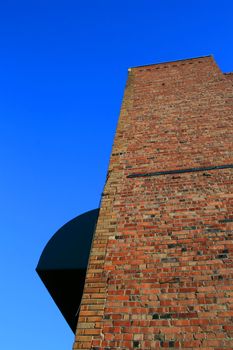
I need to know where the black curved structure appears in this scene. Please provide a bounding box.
[36,208,99,333]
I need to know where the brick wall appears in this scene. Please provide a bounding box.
[73,56,233,349]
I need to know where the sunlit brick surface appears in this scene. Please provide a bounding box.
[73,56,233,349]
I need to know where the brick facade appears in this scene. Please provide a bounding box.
[73,56,233,349]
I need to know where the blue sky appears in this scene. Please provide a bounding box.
[0,1,232,349]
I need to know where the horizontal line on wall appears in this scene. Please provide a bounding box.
[127,164,233,178]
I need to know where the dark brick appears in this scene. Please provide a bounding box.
[169,341,175,347]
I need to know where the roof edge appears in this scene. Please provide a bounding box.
[129,55,213,70]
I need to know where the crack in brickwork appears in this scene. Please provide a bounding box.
[127,163,233,178]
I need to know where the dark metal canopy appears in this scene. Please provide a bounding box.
[36,208,99,333]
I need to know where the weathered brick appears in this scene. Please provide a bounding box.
[73,56,233,349]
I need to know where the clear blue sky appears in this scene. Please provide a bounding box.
[0,1,232,349]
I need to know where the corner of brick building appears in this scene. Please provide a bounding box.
[73,55,233,350]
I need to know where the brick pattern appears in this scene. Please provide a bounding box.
[73,56,233,349]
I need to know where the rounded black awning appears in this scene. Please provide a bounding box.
[36,208,99,333]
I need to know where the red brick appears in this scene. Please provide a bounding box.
[73,56,233,349]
